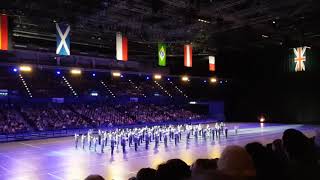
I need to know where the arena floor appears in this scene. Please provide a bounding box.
[0,123,319,180]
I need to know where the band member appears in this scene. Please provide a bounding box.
[111,137,116,156]
[134,135,139,152]
[101,138,105,153]
[74,134,79,149]
[81,134,86,149]
[225,126,228,138]
[93,137,98,152]
[164,133,168,148]
[121,137,126,153]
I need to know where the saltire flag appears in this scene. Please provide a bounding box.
[288,46,314,72]
[209,56,216,71]
[0,14,8,51]
[184,44,192,67]
[56,23,70,56]
[158,43,166,66]
[116,32,128,61]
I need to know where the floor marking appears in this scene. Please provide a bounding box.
[48,173,65,180]
[18,142,41,149]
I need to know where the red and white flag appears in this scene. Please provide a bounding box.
[184,44,192,67]
[116,32,128,61]
[209,56,215,71]
[0,14,8,51]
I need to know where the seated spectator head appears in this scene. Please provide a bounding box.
[136,168,156,180]
[282,129,315,162]
[156,159,191,180]
[191,158,218,176]
[217,145,256,177]
[84,174,105,180]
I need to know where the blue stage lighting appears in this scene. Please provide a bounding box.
[203,80,207,83]
[56,71,61,75]
[13,68,18,72]
[167,78,170,81]
[146,76,150,80]
[92,73,96,77]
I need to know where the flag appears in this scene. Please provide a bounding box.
[0,15,8,51]
[288,46,315,72]
[209,56,215,71]
[116,32,128,61]
[158,43,166,66]
[56,23,70,56]
[184,44,192,67]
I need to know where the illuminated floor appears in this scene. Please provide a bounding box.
[0,123,318,180]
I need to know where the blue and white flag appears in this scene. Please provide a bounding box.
[56,23,70,56]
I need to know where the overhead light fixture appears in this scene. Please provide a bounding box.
[112,72,121,77]
[262,34,269,38]
[210,77,217,83]
[70,69,82,75]
[154,74,162,80]
[181,76,189,82]
[19,65,32,72]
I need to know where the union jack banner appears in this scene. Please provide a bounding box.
[293,46,307,72]
[56,23,70,56]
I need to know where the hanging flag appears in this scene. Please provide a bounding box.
[56,23,70,56]
[0,15,8,51]
[116,32,128,61]
[209,56,215,71]
[288,46,318,72]
[158,43,166,66]
[184,44,192,67]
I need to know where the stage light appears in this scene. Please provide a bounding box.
[70,69,82,75]
[13,68,18,72]
[112,72,121,77]
[189,101,197,104]
[260,116,265,123]
[90,92,98,96]
[154,74,162,80]
[181,76,189,82]
[92,73,96,77]
[56,71,61,75]
[146,76,150,80]
[19,65,32,72]
[167,78,170,81]
[203,80,207,83]
[210,77,217,83]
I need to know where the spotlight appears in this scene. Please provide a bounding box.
[181,76,189,82]
[112,72,121,77]
[19,65,32,72]
[259,116,265,123]
[13,68,18,72]
[154,74,162,80]
[70,69,82,75]
[210,77,217,83]
[92,73,96,77]
[203,80,207,83]
[167,78,170,81]
[146,76,150,80]
[56,71,61,75]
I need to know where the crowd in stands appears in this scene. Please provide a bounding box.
[0,104,29,134]
[0,103,202,133]
[85,129,320,180]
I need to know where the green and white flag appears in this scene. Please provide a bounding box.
[158,43,166,66]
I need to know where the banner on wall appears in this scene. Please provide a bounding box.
[56,23,71,56]
[116,32,128,61]
[158,43,166,66]
[184,44,192,67]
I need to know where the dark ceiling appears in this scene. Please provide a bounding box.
[1,0,320,59]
